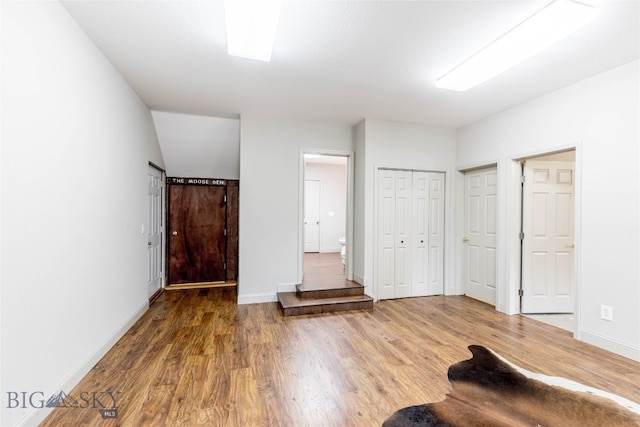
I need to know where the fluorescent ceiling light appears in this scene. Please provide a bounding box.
[436,0,597,91]
[224,0,281,61]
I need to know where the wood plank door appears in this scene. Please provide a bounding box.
[521,160,575,313]
[168,182,227,285]
[463,167,498,305]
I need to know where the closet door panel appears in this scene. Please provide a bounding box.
[378,170,396,300]
[427,173,445,295]
[394,171,412,298]
[412,172,430,296]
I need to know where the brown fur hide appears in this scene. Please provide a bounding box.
[383,345,640,427]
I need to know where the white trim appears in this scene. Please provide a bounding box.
[238,293,278,304]
[508,143,581,318]
[575,329,640,363]
[298,149,355,284]
[16,301,149,427]
[277,282,297,293]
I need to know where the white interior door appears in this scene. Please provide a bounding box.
[304,180,321,253]
[521,161,575,313]
[378,169,445,300]
[394,171,413,298]
[412,172,429,296]
[427,173,445,295]
[378,169,412,299]
[378,170,396,300]
[412,172,445,296]
[463,167,497,305]
[147,165,164,298]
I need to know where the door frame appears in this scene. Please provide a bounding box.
[297,149,354,284]
[512,146,581,336]
[166,177,229,286]
[148,162,166,302]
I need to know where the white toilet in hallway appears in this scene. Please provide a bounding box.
[338,237,346,266]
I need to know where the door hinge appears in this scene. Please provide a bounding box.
[518,289,524,297]
[519,232,525,240]
[520,175,526,184]
[224,262,227,270]
[224,195,227,203]
[224,229,227,236]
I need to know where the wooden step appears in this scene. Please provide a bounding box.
[296,281,364,299]
[278,292,374,317]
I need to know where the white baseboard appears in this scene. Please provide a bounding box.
[238,293,278,305]
[354,274,365,285]
[276,282,298,293]
[320,247,341,253]
[16,301,149,427]
[578,329,640,362]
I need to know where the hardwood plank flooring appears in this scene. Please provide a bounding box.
[40,288,640,426]
[302,252,349,287]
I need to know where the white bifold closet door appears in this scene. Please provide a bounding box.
[378,169,445,300]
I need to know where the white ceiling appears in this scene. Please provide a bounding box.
[62,0,639,129]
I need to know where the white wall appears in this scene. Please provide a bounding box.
[356,119,457,298]
[238,116,353,303]
[457,60,640,361]
[1,2,165,425]
[353,121,367,284]
[304,162,347,253]
[151,111,240,179]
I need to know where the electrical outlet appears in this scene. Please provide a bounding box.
[600,305,613,322]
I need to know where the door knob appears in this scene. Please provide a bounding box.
[148,241,152,246]
[172,231,178,236]
[566,243,575,248]
[316,220,319,225]
[463,236,469,242]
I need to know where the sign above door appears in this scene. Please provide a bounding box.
[168,177,226,186]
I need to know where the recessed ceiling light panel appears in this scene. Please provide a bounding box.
[225,0,281,62]
[436,0,597,91]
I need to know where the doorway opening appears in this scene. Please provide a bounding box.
[299,151,353,285]
[518,149,576,331]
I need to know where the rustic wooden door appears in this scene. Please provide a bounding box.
[168,182,227,285]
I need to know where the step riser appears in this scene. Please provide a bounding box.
[298,287,363,299]
[282,300,374,317]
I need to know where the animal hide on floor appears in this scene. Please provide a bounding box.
[383,345,640,427]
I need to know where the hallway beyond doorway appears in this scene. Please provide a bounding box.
[303,252,347,286]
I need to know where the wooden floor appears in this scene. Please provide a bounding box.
[301,252,349,287]
[41,288,640,427]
